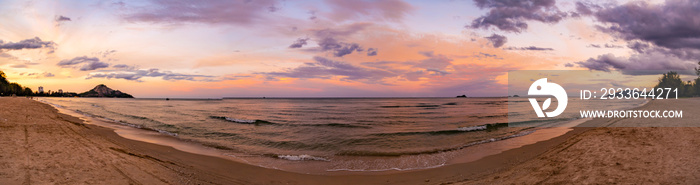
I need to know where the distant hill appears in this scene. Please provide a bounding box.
[79,84,133,98]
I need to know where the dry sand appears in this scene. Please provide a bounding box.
[2,97,699,184]
[458,98,700,184]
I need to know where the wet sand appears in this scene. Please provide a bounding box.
[3,97,696,184]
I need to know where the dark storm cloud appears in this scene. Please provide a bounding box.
[87,68,217,82]
[468,0,567,33]
[122,0,278,25]
[485,34,507,48]
[261,56,394,83]
[55,15,71,22]
[0,37,56,51]
[289,38,309,48]
[504,46,554,51]
[594,0,700,49]
[57,56,110,71]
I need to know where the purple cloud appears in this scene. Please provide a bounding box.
[58,56,110,71]
[504,46,553,51]
[325,0,414,21]
[289,38,309,48]
[262,56,395,83]
[289,23,377,57]
[87,68,217,82]
[122,0,278,25]
[55,15,71,22]
[485,34,507,48]
[0,37,56,51]
[367,48,378,56]
[469,0,567,33]
[594,1,700,49]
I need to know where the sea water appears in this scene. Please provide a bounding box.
[39,97,645,174]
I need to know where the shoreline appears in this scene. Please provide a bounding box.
[38,97,588,176]
[0,97,608,184]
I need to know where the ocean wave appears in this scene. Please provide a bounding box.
[210,116,276,125]
[371,123,508,137]
[379,104,441,108]
[456,125,487,131]
[266,154,330,161]
[327,164,445,172]
[211,116,370,128]
[298,123,371,129]
[338,130,535,157]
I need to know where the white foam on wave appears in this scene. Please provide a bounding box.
[277,154,330,161]
[327,163,445,172]
[224,117,256,123]
[457,125,487,131]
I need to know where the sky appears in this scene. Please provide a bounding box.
[1,0,699,98]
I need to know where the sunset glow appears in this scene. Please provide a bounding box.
[1,0,696,98]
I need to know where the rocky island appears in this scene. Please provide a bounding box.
[79,84,134,98]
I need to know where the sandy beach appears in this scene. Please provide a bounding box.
[459,98,700,184]
[1,97,699,184]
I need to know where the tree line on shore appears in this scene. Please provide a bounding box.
[0,71,76,97]
[654,62,700,97]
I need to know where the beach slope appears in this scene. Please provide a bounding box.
[460,98,700,184]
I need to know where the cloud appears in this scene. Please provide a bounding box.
[504,46,554,51]
[318,37,363,57]
[594,1,700,50]
[22,72,55,78]
[57,56,110,71]
[471,52,502,60]
[574,1,700,74]
[574,51,697,74]
[289,23,377,57]
[426,68,450,76]
[603,44,622,48]
[261,56,395,83]
[55,15,71,22]
[0,37,56,51]
[485,34,507,48]
[289,38,309,48]
[122,0,278,25]
[564,63,574,67]
[367,48,378,56]
[325,0,414,21]
[468,0,567,33]
[574,1,601,16]
[87,68,217,82]
[10,64,27,68]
